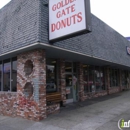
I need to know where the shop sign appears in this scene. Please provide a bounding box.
[126,46,130,55]
[49,0,91,41]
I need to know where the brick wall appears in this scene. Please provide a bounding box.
[1,0,130,69]
[77,63,86,101]
[17,49,46,121]
[47,104,60,116]
[0,92,17,117]
[58,59,66,104]
[109,87,120,94]
[84,91,108,99]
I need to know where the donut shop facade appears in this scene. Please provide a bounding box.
[0,0,130,121]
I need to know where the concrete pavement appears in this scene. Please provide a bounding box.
[0,90,130,130]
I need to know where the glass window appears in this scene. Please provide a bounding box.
[95,67,105,91]
[83,65,95,93]
[100,68,105,90]
[115,69,119,86]
[0,57,17,92]
[66,74,73,99]
[95,66,102,92]
[83,65,105,93]
[46,59,57,93]
[65,62,72,72]
[110,69,119,87]
[11,57,17,92]
[3,59,11,91]
[73,62,77,73]
[88,66,95,92]
[122,71,125,86]
[0,63,2,91]
[83,65,89,93]
[122,70,128,86]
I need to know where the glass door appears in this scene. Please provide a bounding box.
[65,62,78,103]
[66,74,73,103]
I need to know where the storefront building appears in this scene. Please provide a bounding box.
[0,0,130,121]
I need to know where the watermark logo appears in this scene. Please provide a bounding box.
[118,118,130,130]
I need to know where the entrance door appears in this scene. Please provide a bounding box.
[65,62,78,103]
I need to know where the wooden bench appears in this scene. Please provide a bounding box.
[46,92,62,105]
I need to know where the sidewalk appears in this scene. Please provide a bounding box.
[0,90,130,130]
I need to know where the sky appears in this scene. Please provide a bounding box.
[0,0,130,37]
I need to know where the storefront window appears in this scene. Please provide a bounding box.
[3,59,11,91]
[83,65,105,93]
[11,57,17,92]
[65,62,72,72]
[46,59,57,93]
[88,66,95,92]
[95,67,105,91]
[66,74,73,99]
[73,62,77,73]
[122,70,128,86]
[0,57,17,92]
[110,69,119,87]
[100,68,105,90]
[65,62,77,102]
[83,65,95,93]
[0,63,2,91]
[83,65,89,93]
[95,66,100,91]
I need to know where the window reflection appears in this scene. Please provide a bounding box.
[12,57,17,92]
[65,62,72,72]
[0,63,2,91]
[122,70,128,86]
[95,67,105,91]
[88,66,94,92]
[110,69,119,87]
[66,74,73,99]
[83,65,89,92]
[3,59,11,91]
[0,57,17,92]
[46,59,57,93]
[73,63,77,73]
[83,65,105,93]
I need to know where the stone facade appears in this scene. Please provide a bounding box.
[0,58,128,121]
[47,104,60,116]
[0,92,17,117]
[0,0,130,121]
[58,59,66,104]
[77,65,122,100]
[84,91,108,99]
[17,49,46,121]
[109,87,120,94]
[77,63,86,101]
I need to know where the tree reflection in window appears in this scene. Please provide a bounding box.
[46,59,57,93]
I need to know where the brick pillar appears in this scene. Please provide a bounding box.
[119,70,122,91]
[77,63,84,101]
[58,59,66,104]
[104,67,110,95]
[17,49,46,121]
